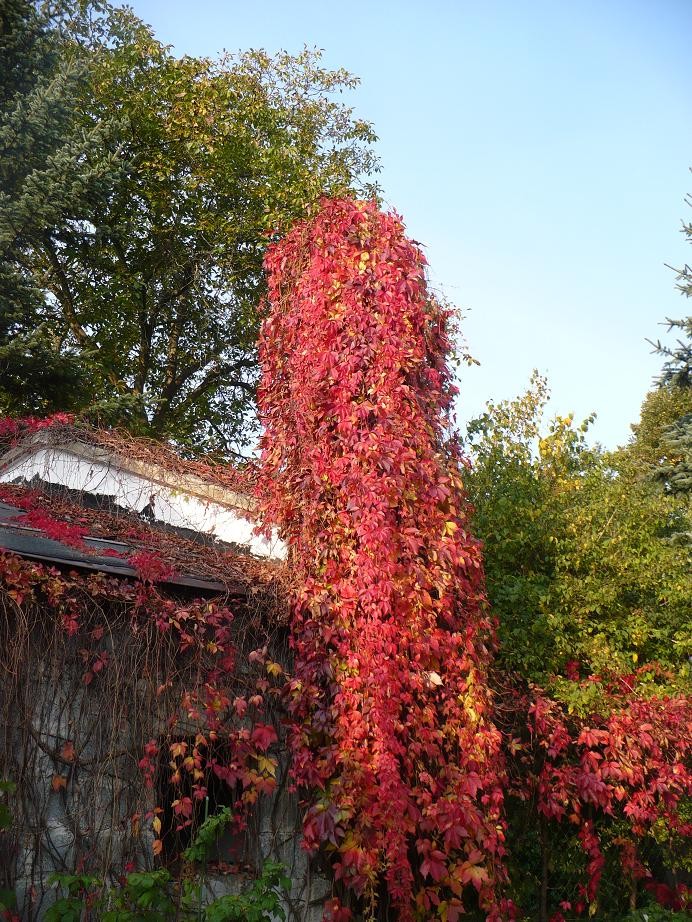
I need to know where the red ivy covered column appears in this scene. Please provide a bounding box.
[258,199,509,921]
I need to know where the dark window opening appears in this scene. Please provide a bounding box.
[156,738,248,872]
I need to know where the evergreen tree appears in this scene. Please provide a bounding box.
[650,316,692,390]
[648,318,692,500]
[658,410,692,496]
[0,0,122,415]
[646,191,692,498]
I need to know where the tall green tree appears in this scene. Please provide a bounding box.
[1,1,378,453]
[0,0,121,415]
[642,191,692,497]
[644,318,692,499]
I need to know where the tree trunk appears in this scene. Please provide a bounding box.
[540,816,549,922]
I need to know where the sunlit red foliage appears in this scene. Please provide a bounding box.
[258,198,509,920]
[0,413,74,441]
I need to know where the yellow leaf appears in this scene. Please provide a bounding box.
[256,754,277,777]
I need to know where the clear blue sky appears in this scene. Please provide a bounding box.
[125,0,692,448]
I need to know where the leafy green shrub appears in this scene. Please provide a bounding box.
[45,874,101,922]
[43,810,289,921]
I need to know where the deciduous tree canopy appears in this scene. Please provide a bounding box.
[463,369,690,920]
[0,0,378,454]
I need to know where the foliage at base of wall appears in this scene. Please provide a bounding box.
[0,805,290,922]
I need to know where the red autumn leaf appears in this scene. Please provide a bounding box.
[420,850,447,882]
[460,863,489,891]
[51,774,67,792]
[172,796,193,818]
[251,724,277,752]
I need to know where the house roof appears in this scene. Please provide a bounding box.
[0,421,254,512]
[0,418,287,602]
[0,419,285,560]
[0,499,229,592]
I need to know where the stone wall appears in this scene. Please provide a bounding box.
[0,607,325,921]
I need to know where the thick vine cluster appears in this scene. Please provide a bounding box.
[258,199,509,921]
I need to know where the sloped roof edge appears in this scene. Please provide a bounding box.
[0,424,256,516]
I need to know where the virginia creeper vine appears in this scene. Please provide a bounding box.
[258,198,509,921]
